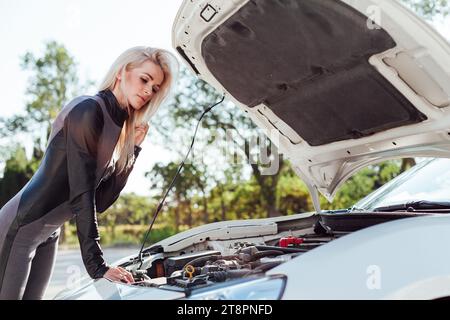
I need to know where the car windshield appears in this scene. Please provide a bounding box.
[352,158,450,211]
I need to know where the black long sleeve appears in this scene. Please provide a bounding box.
[95,146,141,213]
[64,99,109,279]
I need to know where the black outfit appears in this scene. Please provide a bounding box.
[0,89,141,299]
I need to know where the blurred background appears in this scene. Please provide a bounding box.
[0,0,449,250]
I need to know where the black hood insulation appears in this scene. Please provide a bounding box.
[202,0,427,146]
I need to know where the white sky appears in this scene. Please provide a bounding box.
[0,0,184,196]
[0,0,449,196]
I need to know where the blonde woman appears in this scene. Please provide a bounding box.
[0,46,178,299]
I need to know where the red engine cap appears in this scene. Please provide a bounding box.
[279,236,304,248]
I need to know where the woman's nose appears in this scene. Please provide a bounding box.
[143,87,153,97]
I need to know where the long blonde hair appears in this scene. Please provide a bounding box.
[99,46,179,173]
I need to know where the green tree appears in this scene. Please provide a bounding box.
[146,162,205,231]
[0,147,33,207]
[97,193,157,243]
[400,0,449,19]
[0,40,90,150]
[151,68,286,218]
[276,165,312,215]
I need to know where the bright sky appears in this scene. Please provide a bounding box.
[0,0,184,196]
[0,0,449,196]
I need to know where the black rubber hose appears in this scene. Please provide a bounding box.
[182,254,240,269]
[182,254,221,269]
[209,269,253,282]
[250,250,284,261]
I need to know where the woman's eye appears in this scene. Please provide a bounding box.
[141,78,148,83]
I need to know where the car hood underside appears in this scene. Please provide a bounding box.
[172,0,450,210]
[202,0,425,146]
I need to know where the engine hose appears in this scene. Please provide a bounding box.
[182,254,221,269]
[250,250,284,261]
[182,254,241,270]
[255,245,308,253]
[209,269,253,282]
[248,260,262,269]
[209,271,227,282]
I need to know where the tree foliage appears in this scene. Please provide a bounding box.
[400,0,449,19]
[0,147,32,207]
[149,68,287,218]
[0,41,89,150]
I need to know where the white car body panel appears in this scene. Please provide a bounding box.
[267,214,450,299]
[55,277,186,300]
[155,212,315,252]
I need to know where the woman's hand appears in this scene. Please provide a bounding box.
[103,266,134,284]
[135,123,149,146]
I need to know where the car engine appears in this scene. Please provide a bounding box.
[118,210,425,294]
[125,231,336,293]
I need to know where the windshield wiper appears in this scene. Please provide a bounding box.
[348,206,365,212]
[373,200,450,212]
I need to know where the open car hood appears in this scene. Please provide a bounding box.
[172,0,450,211]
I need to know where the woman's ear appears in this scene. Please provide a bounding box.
[116,67,124,81]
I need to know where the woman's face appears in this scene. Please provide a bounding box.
[120,60,165,110]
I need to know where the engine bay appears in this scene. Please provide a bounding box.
[129,240,333,293]
[122,226,337,294]
[117,211,427,295]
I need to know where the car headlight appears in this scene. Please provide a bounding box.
[187,276,286,300]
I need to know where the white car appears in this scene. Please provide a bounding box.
[56,0,450,299]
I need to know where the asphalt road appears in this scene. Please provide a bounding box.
[44,246,139,300]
